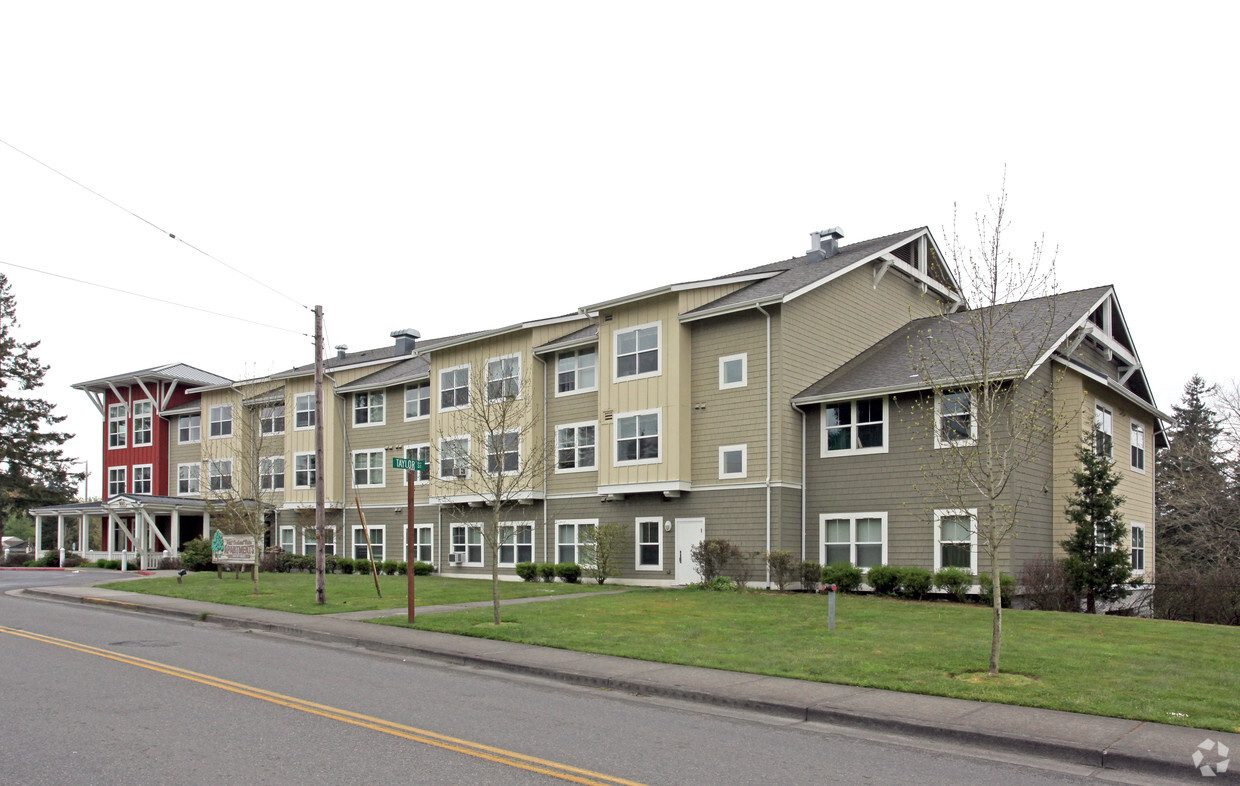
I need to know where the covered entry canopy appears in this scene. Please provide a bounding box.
[29,495,215,570]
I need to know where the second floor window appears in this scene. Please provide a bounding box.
[178,414,201,444]
[353,450,385,487]
[354,391,385,425]
[440,366,470,411]
[294,453,317,488]
[108,404,127,448]
[132,401,153,446]
[108,467,127,497]
[295,394,316,429]
[178,464,200,495]
[209,405,233,438]
[822,398,886,456]
[556,423,596,471]
[557,348,596,394]
[209,459,233,491]
[616,411,660,464]
[486,431,520,474]
[132,465,152,494]
[260,456,285,491]
[405,381,430,419]
[487,355,520,401]
[440,436,470,479]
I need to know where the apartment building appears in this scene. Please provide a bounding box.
[32,226,1164,583]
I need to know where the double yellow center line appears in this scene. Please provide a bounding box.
[0,625,644,785]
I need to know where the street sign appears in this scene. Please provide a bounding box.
[392,457,428,471]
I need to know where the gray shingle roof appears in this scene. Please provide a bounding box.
[534,323,598,353]
[271,330,484,380]
[337,355,431,392]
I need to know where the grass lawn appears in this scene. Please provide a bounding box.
[99,572,620,614]
[375,589,1240,733]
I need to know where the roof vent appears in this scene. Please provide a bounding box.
[391,328,421,355]
[334,344,349,360]
[807,227,844,262]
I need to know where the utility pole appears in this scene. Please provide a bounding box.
[314,305,327,605]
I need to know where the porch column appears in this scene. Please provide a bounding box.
[34,516,43,557]
[171,509,181,553]
[78,515,87,555]
[203,510,211,541]
[56,515,65,550]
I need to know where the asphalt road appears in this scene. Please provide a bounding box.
[0,572,1185,785]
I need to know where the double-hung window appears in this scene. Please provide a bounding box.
[208,459,233,492]
[557,520,596,564]
[615,323,660,379]
[935,391,976,448]
[108,467,127,497]
[1095,403,1114,458]
[556,348,596,394]
[821,398,887,456]
[451,524,483,565]
[1130,523,1146,573]
[132,464,152,495]
[294,394,316,430]
[486,355,520,401]
[636,518,662,570]
[405,381,430,420]
[404,444,430,484]
[934,509,977,572]
[615,409,660,465]
[303,525,335,556]
[440,365,470,411]
[1130,421,1146,472]
[132,401,153,446]
[354,391,385,426]
[259,456,285,491]
[294,452,316,488]
[352,450,385,488]
[178,414,201,444]
[821,513,886,569]
[279,526,296,553]
[260,406,285,435]
[556,422,596,472]
[498,524,534,566]
[108,404,127,448]
[411,525,433,563]
[486,431,520,475]
[177,463,200,495]
[209,405,233,438]
[352,525,384,562]
[439,436,470,479]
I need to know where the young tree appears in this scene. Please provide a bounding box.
[580,522,625,585]
[0,274,78,539]
[1062,429,1132,612]
[437,354,548,624]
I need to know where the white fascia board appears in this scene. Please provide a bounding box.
[679,297,783,324]
[792,371,1024,407]
[582,272,779,314]
[596,480,692,496]
[1051,356,1170,423]
[783,230,958,306]
[880,254,961,304]
[533,335,598,355]
[1024,288,1112,380]
[428,489,546,506]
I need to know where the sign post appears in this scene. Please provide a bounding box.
[393,456,428,623]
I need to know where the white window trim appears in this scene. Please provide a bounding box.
[819,398,889,458]
[486,429,521,477]
[438,363,471,414]
[719,353,748,390]
[485,352,522,403]
[613,320,662,382]
[293,451,317,489]
[556,519,598,566]
[555,347,598,397]
[1095,402,1114,458]
[108,466,127,496]
[411,524,433,564]
[403,443,431,486]
[497,521,535,567]
[260,455,285,492]
[131,400,154,447]
[208,458,234,492]
[108,404,127,450]
[1130,420,1147,474]
[131,463,153,495]
[176,462,200,496]
[351,449,386,489]
[208,404,233,440]
[301,524,336,556]
[718,444,748,479]
[353,389,386,428]
[178,414,201,445]
[555,421,598,474]
[450,522,484,567]
[614,408,662,467]
[1130,522,1147,575]
[293,393,316,431]
[260,405,286,436]
[279,525,296,552]
[932,508,978,573]
[819,512,888,571]
[635,516,663,571]
[439,435,471,480]
[404,381,431,422]
[351,524,385,563]
[934,391,978,449]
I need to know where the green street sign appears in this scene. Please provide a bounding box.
[392,457,428,471]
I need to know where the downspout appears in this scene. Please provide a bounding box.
[794,403,806,561]
[756,304,772,587]
[533,352,549,564]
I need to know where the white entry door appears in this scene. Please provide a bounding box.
[674,518,706,584]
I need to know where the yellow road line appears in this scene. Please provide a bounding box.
[0,624,645,786]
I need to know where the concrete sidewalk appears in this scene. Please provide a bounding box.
[15,578,1234,782]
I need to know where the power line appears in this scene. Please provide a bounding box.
[0,136,310,312]
[0,257,308,337]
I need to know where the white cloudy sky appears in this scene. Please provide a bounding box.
[1,2,1236,498]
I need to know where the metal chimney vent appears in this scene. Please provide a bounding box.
[391,328,421,355]
[334,344,349,360]
[807,227,844,262]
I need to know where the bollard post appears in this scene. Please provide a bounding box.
[121,550,128,572]
[828,584,837,631]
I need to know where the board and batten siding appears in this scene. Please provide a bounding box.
[545,351,600,496]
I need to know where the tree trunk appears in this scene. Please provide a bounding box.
[491,517,501,625]
[989,550,1002,676]
[251,560,259,595]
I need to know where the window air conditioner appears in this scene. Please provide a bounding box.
[449,553,464,565]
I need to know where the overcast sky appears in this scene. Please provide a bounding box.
[2,2,1236,499]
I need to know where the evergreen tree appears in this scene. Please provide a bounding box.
[1062,428,1132,613]
[0,273,77,540]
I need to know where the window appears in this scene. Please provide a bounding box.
[1094,524,1115,555]
[108,466,127,497]
[354,390,385,426]
[820,513,886,570]
[294,394,316,430]
[302,525,335,556]
[411,525,432,563]
[451,523,483,565]
[934,509,977,572]
[719,444,747,479]
[1130,421,1146,473]
[260,456,285,491]
[615,323,660,379]
[821,398,887,456]
[279,526,295,553]
[352,450,385,488]
[935,391,976,448]
[132,464,152,495]
[260,406,285,435]
[1130,523,1146,574]
[636,518,662,570]
[556,422,597,472]
[616,409,660,465]
[486,354,520,401]
[557,520,597,564]
[352,525,384,562]
[719,353,747,389]
[132,401,153,446]
[439,365,470,411]
[404,444,430,484]
[178,414,201,444]
[293,453,316,488]
[404,381,430,420]
[209,459,233,491]
[1095,403,1114,458]
[556,348,596,394]
[439,436,470,479]
[486,431,520,475]
[177,463,200,495]
[108,404,127,449]
[209,405,233,438]
[498,524,534,566]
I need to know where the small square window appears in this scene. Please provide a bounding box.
[719,444,747,479]
[719,354,747,389]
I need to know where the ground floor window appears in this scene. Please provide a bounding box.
[451,524,483,565]
[352,525,384,562]
[279,526,295,552]
[499,524,534,566]
[302,525,336,556]
[820,513,886,569]
[933,509,977,572]
[1131,523,1146,574]
[557,520,596,564]
[636,518,662,571]
[412,525,432,563]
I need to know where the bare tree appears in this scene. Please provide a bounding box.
[581,522,625,585]
[436,354,548,624]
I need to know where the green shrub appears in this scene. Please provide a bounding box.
[515,562,538,582]
[690,539,742,583]
[691,575,738,591]
[821,561,863,592]
[380,560,398,576]
[396,561,408,575]
[798,560,822,591]
[978,572,1016,607]
[866,564,902,596]
[537,563,557,582]
[36,550,82,567]
[555,562,582,584]
[338,557,355,575]
[324,554,338,574]
[412,561,435,576]
[181,538,215,571]
[763,550,798,591]
[899,566,933,600]
[933,567,972,602]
